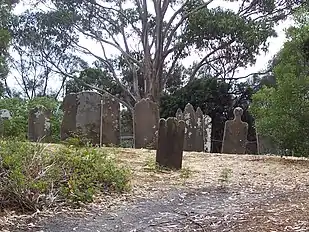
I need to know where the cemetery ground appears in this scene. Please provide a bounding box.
[1,145,309,231]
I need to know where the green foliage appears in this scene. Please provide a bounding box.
[0,97,62,141]
[250,12,309,156]
[0,139,131,211]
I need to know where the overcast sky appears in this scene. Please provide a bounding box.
[8,0,294,92]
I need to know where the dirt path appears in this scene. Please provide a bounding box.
[38,185,309,232]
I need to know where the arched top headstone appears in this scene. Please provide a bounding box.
[183,103,196,124]
[176,108,183,120]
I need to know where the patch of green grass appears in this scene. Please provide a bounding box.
[218,168,233,186]
[0,139,131,211]
[179,167,192,179]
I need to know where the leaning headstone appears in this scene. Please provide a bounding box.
[28,107,51,142]
[183,103,197,151]
[134,98,159,149]
[221,107,248,154]
[156,117,185,170]
[0,109,12,136]
[102,95,120,146]
[203,114,212,152]
[195,107,204,152]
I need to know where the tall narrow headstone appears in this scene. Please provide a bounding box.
[183,103,197,151]
[195,107,204,152]
[221,107,248,154]
[156,117,185,170]
[28,107,51,142]
[102,95,120,146]
[61,93,78,141]
[134,98,159,149]
[176,108,184,120]
[0,109,12,136]
[75,91,102,144]
[203,115,212,152]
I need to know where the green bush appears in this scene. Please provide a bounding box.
[0,139,131,211]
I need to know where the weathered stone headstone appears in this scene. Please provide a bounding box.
[221,107,248,154]
[176,108,184,120]
[257,134,278,155]
[61,91,120,145]
[183,103,197,151]
[61,93,77,141]
[195,107,204,152]
[134,98,159,149]
[0,109,12,136]
[203,114,212,152]
[102,95,120,146]
[156,117,185,170]
[28,107,51,142]
[75,91,103,145]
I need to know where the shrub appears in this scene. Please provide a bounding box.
[0,139,131,211]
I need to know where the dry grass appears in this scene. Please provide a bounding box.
[109,148,309,192]
[1,146,309,231]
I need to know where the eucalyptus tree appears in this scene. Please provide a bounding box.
[12,0,305,109]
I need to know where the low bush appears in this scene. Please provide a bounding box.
[0,139,131,211]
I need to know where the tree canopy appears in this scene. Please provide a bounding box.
[250,7,309,156]
[8,0,305,109]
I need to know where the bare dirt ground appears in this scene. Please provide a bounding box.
[1,148,309,231]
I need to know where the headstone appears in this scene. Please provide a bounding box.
[61,93,78,141]
[221,107,248,154]
[176,108,184,120]
[257,134,278,155]
[61,91,120,145]
[134,98,159,149]
[28,107,51,142]
[102,95,120,146]
[203,114,212,152]
[195,107,204,152]
[0,109,12,136]
[183,103,197,151]
[156,117,185,170]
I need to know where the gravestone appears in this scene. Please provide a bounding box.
[156,117,185,170]
[176,108,184,120]
[203,114,212,152]
[61,91,120,145]
[28,107,51,142]
[221,107,248,154]
[102,95,120,146]
[183,103,197,151]
[257,134,278,155]
[134,98,159,149]
[0,109,12,136]
[195,107,204,152]
[61,93,77,141]
[76,91,103,145]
